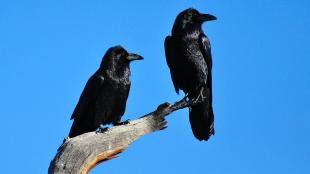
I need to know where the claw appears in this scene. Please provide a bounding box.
[97,125,109,133]
[182,87,206,107]
[113,119,130,126]
[182,93,193,105]
[182,93,190,101]
[122,119,130,125]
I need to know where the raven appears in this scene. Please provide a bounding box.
[164,8,216,141]
[69,46,143,138]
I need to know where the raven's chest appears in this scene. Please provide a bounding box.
[173,37,206,71]
[170,35,208,92]
[109,78,130,90]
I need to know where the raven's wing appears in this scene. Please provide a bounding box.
[70,72,105,120]
[164,36,180,94]
[120,84,130,114]
[199,34,213,101]
[199,34,212,68]
[115,83,131,118]
[188,33,214,141]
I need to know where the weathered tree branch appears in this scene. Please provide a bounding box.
[48,99,189,174]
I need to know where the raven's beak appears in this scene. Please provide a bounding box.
[198,13,217,22]
[126,53,144,61]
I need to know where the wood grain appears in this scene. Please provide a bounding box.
[49,99,189,174]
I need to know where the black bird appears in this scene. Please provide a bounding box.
[69,46,143,138]
[164,8,216,141]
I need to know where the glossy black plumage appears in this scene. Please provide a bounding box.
[165,8,216,141]
[69,46,143,137]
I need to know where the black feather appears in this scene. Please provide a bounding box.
[164,8,216,141]
[69,46,142,137]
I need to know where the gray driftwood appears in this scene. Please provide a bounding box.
[48,99,189,174]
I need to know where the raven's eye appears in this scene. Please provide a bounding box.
[115,53,122,60]
[121,52,126,58]
[117,52,126,60]
[184,14,191,21]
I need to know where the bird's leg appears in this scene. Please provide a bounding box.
[97,125,109,133]
[121,119,130,125]
[181,93,196,109]
[182,93,191,103]
[193,87,206,104]
[113,119,130,126]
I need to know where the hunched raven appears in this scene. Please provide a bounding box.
[164,8,216,141]
[69,46,143,137]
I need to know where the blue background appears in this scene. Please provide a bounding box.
[1,0,309,173]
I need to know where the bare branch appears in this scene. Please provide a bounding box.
[48,99,189,174]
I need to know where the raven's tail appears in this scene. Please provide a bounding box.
[189,96,215,141]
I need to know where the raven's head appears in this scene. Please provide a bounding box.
[172,8,216,34]
[101,46,143,70]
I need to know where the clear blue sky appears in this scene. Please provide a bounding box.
[1,0,309,173]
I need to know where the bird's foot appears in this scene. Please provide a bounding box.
[193,87,206,104]
[97,126,109,133]
[182,93,192,104]
[181,93,196,108]
[113,119,130,126]
[121,119,130,125]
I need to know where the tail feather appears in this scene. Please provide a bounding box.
[189,100,214,141]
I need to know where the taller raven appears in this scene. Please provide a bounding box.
[164,8,216,141]
[69,46,143,138]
